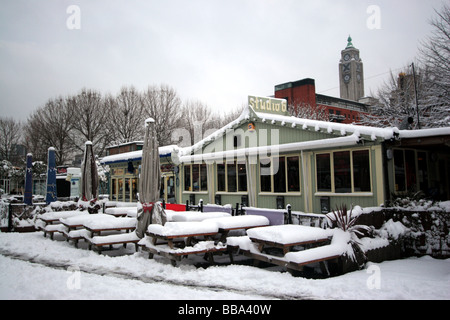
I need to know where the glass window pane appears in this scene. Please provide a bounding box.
[118,178,124,201]
[334,151,351,193]
[316,154,331,192]
[274,157,286,193]
[111,179,117,201]
[260,159,271,192]
[200,164,207,191]
[184,165,191,191]
[227,162,237,192]
[417,152,428,192]
[238,163,247,192]
[394,150,405,192]
[192,165,200,191]
[287,156,300,192]
[405,150,417,191]
[217,164,226,192]
[353,150,371,192]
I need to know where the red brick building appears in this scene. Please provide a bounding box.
[274,78,370,124]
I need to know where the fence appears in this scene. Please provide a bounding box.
[0,202,42,232]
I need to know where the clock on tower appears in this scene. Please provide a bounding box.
[339,36,365,101]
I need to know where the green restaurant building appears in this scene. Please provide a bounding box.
[101,96,450,214]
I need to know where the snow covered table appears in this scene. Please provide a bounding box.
[87,231,141,254]
[205,215,270,242]
[80,217,138,253]
[227,225,342,273]
[83,217,137,236]
[59,214,117,247]
[140,221,226,266]
[170,211,231,222]
[246,225,333,254]
[104,207,137,217]
[38,210,88,239]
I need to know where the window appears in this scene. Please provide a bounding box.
[217,164,226,192]
[184,165,191,191]
[334,151,351,193]
[260,159,272,192]
[316,149,371,193]
[353,150,371,192]
[238,163,247,192]
[227,162,237,192]
[394,149,427,193]
[287,156,300,192]
[216,162,247,193]
[259,155,301,193]
[184,164,207,192]
[273,157,286,193]
[316,153,331,192]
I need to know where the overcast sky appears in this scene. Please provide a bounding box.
[0,0,446,121]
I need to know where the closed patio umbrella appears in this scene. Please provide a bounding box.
[24,153,33,205]
[45,147,57,204]
[136,118,166,238]
[80,141,98,202]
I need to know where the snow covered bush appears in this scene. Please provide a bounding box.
[326,204,371,268]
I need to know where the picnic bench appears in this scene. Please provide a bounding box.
[138,215,271,266]
[205,215,270,243]
[88,232,141,254]
[227,225,344,274]
[38,210,88,239]
[82,217,138,253]
[139,221,227,266]
[59,214,116,247]
[246,225,332,255]
[104,207,137,217]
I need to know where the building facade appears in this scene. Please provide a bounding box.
[101,97,450,214]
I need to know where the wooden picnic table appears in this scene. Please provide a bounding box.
[227,225,341,273]
[140,221,227,266]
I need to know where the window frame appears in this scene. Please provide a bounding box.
[258,154,302,195]
[216,160,248,194]
[392,148,429,194]
[183,164,208,193]
[315,148,372,195]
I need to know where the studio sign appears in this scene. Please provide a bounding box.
[248,95,288,115]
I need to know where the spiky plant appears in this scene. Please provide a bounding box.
[327,204,371,265]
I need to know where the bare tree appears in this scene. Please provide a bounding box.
[105,86,146,146]
[179,100,219,146]
[69,88,109,156]
[142,84,183,146]
[289,102,330,121]
[0,117,22,165]
[24,97,75,165]
[419,4,450,119]
[363,5,450,129]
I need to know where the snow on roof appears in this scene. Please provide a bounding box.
[100,145,180,165]
[398,127,450,139]
[254,110,399,141]
[182,105,450,161]
[180,133,361,163]
[101,106,450,166]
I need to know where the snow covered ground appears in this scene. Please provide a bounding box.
[0,231,449,300]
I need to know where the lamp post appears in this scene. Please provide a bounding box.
[411,63,421,129]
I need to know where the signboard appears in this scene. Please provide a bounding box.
[248,95,288,116]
